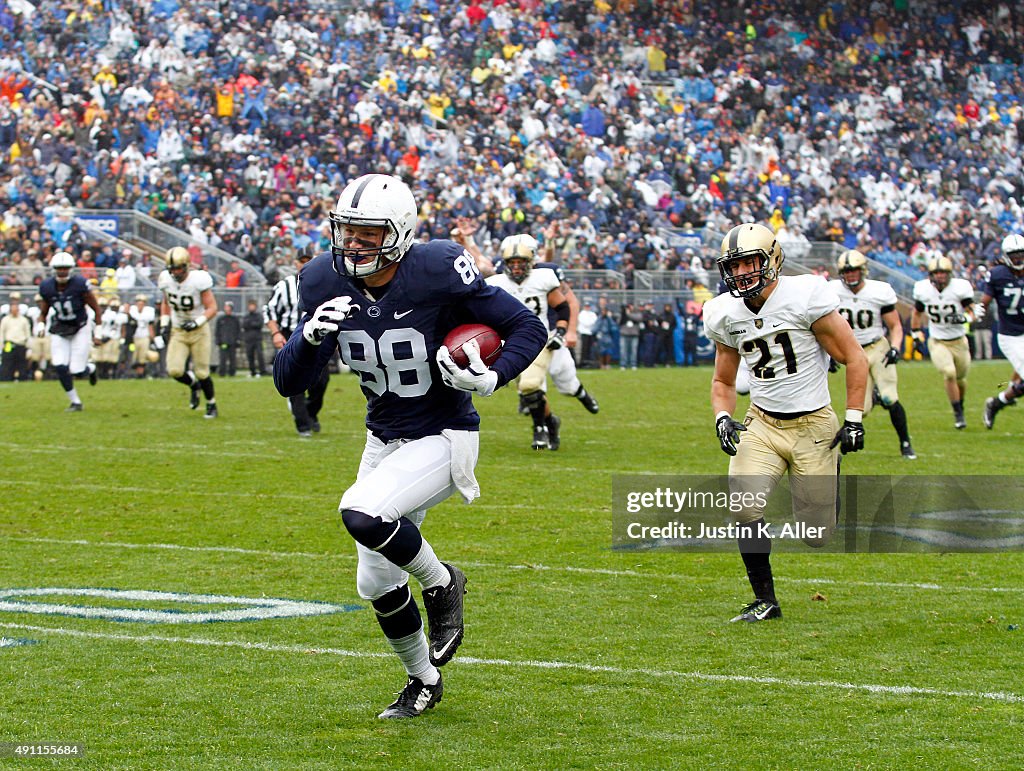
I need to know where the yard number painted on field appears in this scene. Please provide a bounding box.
[0,588,361,624]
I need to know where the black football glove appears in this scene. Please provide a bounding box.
[949,313,968,325]
[546,327,567,350]
[828,357,841,373]
[883,346,901,367]
[715,414,747,456]
[830,421,865,454]
[911,331,926,355]
[181,320,198,331]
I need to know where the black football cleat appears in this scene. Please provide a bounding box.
[88,366,98,386]
[532,424,550,450]
[422,563,467,667]
[378,674,443,719]
[65,402,84,412]
[576,387,600,414]
[311,419,321,433]
[730,599,782,623]
[204,403,218,419]
[900,441,917,460]
[983,397,998,430]
[545,414,562,451]
[189,379,201,410]
[953,404,966,430]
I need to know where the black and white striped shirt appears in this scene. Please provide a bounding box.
[263,274,301,336]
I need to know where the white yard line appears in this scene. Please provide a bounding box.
[0,621,1018,704]
[5,536,1024,593]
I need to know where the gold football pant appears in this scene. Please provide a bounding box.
[863,337,899,414]
[167,325,212,379]
[729,404,841,547]
[929,336,970,383]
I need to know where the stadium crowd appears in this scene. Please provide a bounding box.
[0,0,1021,297]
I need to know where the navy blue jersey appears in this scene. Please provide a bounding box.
[39,274,92,333]
[981,264,1024,336]
[274,240,547,441]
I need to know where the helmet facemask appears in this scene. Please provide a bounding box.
[506,257,532,284]
[1002,249,1024,272]
[330,217,401,277]
[929,270,951,291]
[718,251,773,298]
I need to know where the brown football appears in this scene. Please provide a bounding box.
[443,323,503,368]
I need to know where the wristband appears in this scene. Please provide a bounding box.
[194,315,207,328]
[160,315,170,327]
[715,410,732,422]
[845,409,863,423]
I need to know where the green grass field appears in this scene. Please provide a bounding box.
[1,360,1022,769]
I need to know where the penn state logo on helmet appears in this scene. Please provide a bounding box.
[165,246,190,283]
[329,174,418,277]
[837,249,869,288]
[1000,233,1024,272]
[717,223,785,298]
[927,253,954,290]
[50,251,76,284]
[499,234,538,284]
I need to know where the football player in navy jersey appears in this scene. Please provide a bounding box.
[36,251,103,411]
[981,235,1024,428]
[274,174,546,719]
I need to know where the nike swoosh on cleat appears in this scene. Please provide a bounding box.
[431,635,459,661]
[394,309,413,319]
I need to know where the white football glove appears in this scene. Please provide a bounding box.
[436,339,498,397]
[302,296,359,345]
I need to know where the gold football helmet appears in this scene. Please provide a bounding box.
[927,254,953,290]
[718,223,785,298]
[837,249,869,288]
[500,234,539,284]
[165,247,190,282]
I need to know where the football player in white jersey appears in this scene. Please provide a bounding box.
[158,247,219,417]
[128,294,157,378]
[704,223,867,623]
[92,296,126,379]
[485,234,572,450]
[831,250,915,459]
[910,255,977,429]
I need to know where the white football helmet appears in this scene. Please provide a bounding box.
[329,174,418,277]
[717,223,785,298]
[50,251,76,284]
[1000,233,1024,271]
[500,234,539,284]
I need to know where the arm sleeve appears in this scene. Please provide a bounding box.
[459,283,547,388]
[272,321,336,396]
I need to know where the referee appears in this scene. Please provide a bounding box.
[264,246,330,437]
